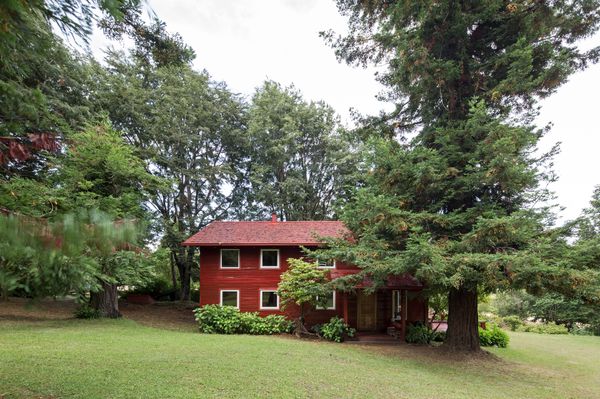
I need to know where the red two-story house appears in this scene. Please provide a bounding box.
[182,214,428,337]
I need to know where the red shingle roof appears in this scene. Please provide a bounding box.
[182,220,350,247]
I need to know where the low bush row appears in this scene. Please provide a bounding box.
[193,305,293,335]
[497,316,569,334]
[517,322,568,334]
[405,322,508,347]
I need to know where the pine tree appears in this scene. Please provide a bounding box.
[324,1,600,351]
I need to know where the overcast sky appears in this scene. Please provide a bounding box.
[91,0,600,224]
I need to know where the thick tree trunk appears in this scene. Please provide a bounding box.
[90,281,121,318]
[173,247,192,301]
[444,286,480,351]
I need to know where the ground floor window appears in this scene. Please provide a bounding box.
[220,290,239,308]
[316,290,336,310]
[260,290,279,309]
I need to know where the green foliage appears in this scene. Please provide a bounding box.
[517,322,569,335]
[431,330,446,343]
[578,185,600,240]
[0,0,135,45]
[502,316,525,332]
[493,289,600,335]
[95,49,247,299]
[74,304,101,319]
[243,80,358,220]
[325,1,600,126]
[479,325,509,348]
[194,305,243,334]
[405,323,434,345]
[493,291,537,319]
[0,12,94,178]
[129,277,176,301]
[317,316,356,343]
[277,258,330,323]
[193,305,292,335]
[0,210,147,301]
[56,125,157,217]
[322,0,600,350]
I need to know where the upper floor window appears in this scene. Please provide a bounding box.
[220,249,240,269]
[317,259,336,269]
[260,249,279,269]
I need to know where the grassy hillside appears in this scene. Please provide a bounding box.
[0,306,598,398]
[1,320,599,398]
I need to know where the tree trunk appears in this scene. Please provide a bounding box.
[90,281,121,318]
[444,286,479,351]
[173,247,192,301]
[169,250,179,300]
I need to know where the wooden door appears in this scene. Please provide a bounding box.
[357,291,377,331]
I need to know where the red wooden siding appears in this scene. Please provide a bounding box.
[198,245,427,330]
[199,246,355,324]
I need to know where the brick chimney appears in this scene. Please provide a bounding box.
[271,212,278,223]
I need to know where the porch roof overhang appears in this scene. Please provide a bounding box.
[329,270,423,290]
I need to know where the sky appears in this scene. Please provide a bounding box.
[91,0,600,223]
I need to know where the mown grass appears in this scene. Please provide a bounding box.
[0,317,599,398]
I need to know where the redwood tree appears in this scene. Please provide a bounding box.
[324,0,600,351]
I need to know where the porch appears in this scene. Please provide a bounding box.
[339,287,428,341]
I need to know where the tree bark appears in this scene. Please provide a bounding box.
[444,286,480,351]
[90,281,121,318]
[169,250,179,300]
[173,247,192,301]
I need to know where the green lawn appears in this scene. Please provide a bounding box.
[0,318,599,398]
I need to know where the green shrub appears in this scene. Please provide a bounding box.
[570,324,594,336]
[517,322,568,334]
[193,305,292,335]
[74,304,100,319]
[479,325,509,348]
[319,316,356,343]
[431,330,446,342]
[406,323,433,344]
[502,315,524,331]
[129,277,177,301]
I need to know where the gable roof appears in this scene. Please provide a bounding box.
[182,220,350,247]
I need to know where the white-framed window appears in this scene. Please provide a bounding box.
[220,290,239,308]
[260,249,280,269]
[259,290,279,310]
[220,249,240,269]
[317,259,336,269]
[316,290,336,310]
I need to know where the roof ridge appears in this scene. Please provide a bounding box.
[212,220,344,223]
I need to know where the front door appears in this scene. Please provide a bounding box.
[357,291,377,331]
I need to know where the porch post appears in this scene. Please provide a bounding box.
[342,292,349,323]
[400,289,407,341]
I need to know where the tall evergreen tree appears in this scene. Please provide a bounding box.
[324,1,600,350]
